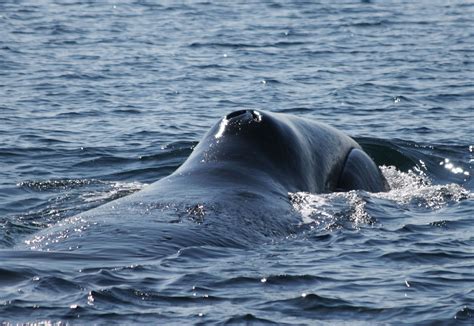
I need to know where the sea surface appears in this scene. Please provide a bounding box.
[1,0,473,324]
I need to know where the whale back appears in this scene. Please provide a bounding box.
[22,110,389,255]
[178,110,366,194]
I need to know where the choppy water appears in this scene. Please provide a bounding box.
[1,0,473,324]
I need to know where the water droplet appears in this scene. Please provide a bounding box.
[87,292,94,305]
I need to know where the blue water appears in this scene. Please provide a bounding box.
[1,0,473,324]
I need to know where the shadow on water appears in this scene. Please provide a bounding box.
[358,137,471,187]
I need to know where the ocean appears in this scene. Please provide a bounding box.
[0,0,472,324]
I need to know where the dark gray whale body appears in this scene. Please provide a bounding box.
[180,109,389,194]
[26,110,388,255]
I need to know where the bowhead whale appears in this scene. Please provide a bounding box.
[25,110,388,255]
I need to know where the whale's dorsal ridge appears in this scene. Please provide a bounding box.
[337,148,390,193]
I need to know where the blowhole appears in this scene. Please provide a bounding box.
[226,110,248,120]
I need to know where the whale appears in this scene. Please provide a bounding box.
[24,110,389,256]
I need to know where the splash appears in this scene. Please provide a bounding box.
[375,166,470,209]
[290,191,373,230]
[290,166,470,229]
